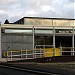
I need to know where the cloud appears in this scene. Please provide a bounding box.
[41,5,53,12]
[0,0,18,5]
[0,0,74,23]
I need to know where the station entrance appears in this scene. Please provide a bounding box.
[35,35,60,57]
[35,35,74,56]
[55,36,73,56]
[55,36,72,47]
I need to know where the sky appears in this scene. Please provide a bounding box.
[0,0,75,23]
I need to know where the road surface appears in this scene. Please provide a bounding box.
[0,66,40,75]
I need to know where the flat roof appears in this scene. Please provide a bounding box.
[23,17,75,20]
[14,17,75,23]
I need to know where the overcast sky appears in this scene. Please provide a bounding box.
[0,0,75,23]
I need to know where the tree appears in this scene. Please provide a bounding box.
[4,19,9,24]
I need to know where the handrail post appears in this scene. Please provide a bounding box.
[71,48,72,56]
[21,49,22,59]
[35,46,36,58]
[33,49,34,59]
[7,50,8,61]
[11,50,12,60]
[40,48,41,58]
[26,49,27,59]
[60,46,62,56]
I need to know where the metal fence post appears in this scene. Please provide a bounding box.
[35,46,36,58]
[71,48,73,56]
[26,49,27,59]
[40,48,41,58]
[11,50,12,60]
[33,49,34,59]
[60,46,62,56]
[21,49,22,59]
[7,50,8,61]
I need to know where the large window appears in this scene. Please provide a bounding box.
[5,29,32,34]
[35,29,53,34]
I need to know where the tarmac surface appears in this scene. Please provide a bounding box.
[6,62,75,75]
[0,65,41,75]
[0,56,75,75]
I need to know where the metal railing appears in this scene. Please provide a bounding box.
[3,49,44,59]
[3,47,75,60]
[3,49,33,59]
[60,47,75,56]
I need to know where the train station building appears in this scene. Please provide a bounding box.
[0,17,75,59]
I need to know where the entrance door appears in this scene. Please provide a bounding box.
[55,36,72,47]
[55,36,72,56]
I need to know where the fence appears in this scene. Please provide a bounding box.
[3,47,75,59]
[60,47,75,56]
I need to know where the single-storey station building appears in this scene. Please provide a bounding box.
[0,17,75,59]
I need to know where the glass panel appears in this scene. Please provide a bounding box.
[5,29,32,33]
[35,36,53,45]
[35,30,53,34]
